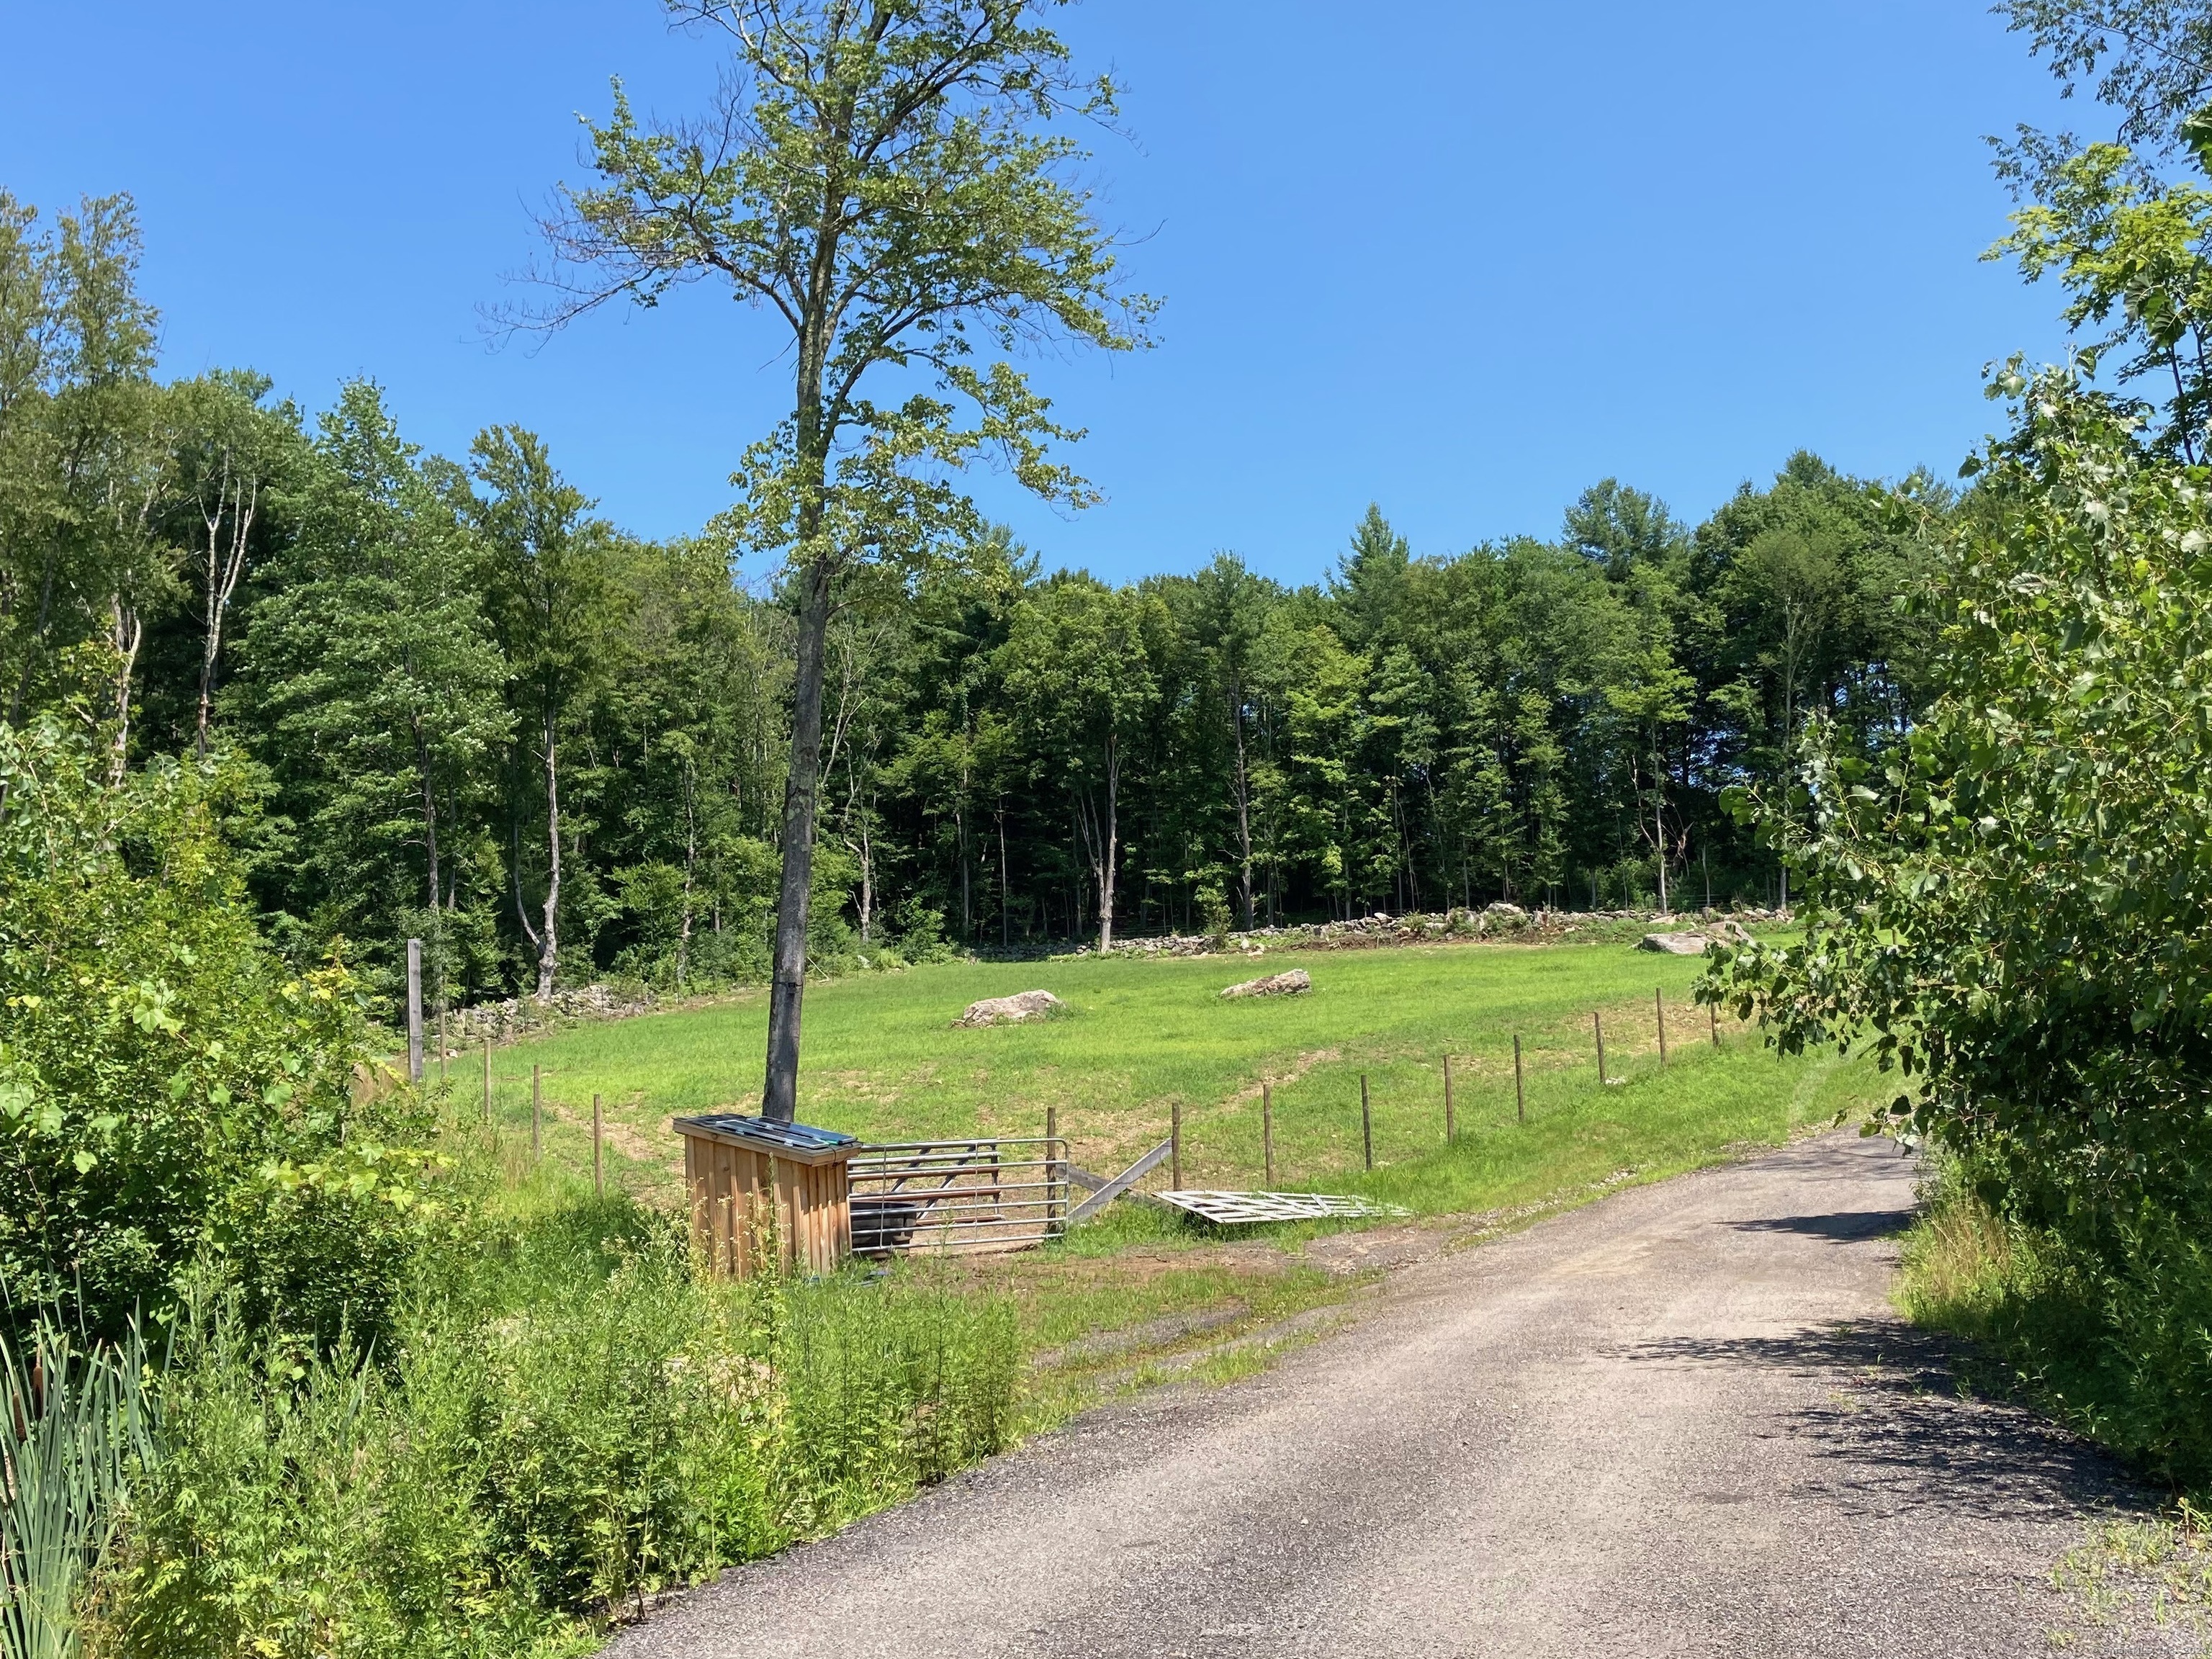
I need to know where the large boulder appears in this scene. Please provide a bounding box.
[1220,968,1313,999]
[953,989,1065,1028]
[1638,930,1712,956]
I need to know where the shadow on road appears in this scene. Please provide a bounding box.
[1730,1208,1917,1241]
[1620,1321,2156,1524]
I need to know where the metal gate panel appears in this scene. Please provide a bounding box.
[848,1136,1067,1255]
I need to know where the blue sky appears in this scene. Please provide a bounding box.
[3,0,2085,586]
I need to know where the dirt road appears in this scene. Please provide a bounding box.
[608,1134,2182,1658]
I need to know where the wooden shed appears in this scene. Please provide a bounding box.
[673,1113,860,1278]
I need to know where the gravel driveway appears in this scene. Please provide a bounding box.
[608,1133,2185,1658]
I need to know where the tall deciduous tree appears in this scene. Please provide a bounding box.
[1605,635,1696,914]
[0,192,174,755]
[168,372,297,757]
[240,381,510,976]
[999,577,1163,952]
[457,427,613,1000]
[528,0,1153,1120]
[2001,0,2212,160]
[1179,553,1278,930]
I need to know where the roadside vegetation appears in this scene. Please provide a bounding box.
[1714,4,2212,1498]
[1723,358,2212,1490]
[0,717,1026,1659]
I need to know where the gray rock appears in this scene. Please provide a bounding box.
[1639,930,1712,956]
[953,989,1065,1027]
[1219,968,1313,999]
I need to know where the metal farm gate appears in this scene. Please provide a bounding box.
[848,1136,1068,1256]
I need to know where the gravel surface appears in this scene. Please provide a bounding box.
[608,1133,2187,1658]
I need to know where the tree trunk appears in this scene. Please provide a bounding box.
[107,597,142,785]
[958,801,971,941]
[537,714,560,1000]
[678,758,697,989]
[1231,684,1254,929]
[857,806,873,943]
[763,562,833,1123]
[1097,734,1120,953]
[197,467,256,760]
[1654,783,1669,913]
[1779,644,1797,914]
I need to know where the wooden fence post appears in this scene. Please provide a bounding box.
[1656,988,1668,1066]
[1710,1002,1719,1048]
[1170,1100,1183,1191]
[1360,1073,1373,1171]
[437,1007,448,1087]
[593,1093,604,1197]
[1443,1055,1457,1144]
[481,1039,492,1123]
[1514,1034,1525,1123]
[405,938,423,1083]
[1262,1082,1275,1188]
[531,1064,543,1160]
[1593,1012,1608,1085]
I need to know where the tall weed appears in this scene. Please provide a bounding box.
[97,1195,1017,1659]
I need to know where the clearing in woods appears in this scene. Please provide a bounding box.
[480,935,1888,1217]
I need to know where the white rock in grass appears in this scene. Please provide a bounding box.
[1219,968,1312,999]
[953,989,1065,1028]
[1638,931,1711,956]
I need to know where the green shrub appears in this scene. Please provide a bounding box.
[1714,373,2212,1483]
[0,718,445,1346]
[102,1192,1018,1659]
[1902,1169,2212,1491]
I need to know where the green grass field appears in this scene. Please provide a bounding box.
[460,935,1886,1222]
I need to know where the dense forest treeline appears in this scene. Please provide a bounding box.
[0,187,1942,1015]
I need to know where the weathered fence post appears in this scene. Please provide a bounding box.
[1170,1100,1183,1190]
[1514,1034,1525,1123]
[1360,1073,1373,1171]
[437,1007,448,1087]
[405,938,423,1082]
[1656,988,1668,1066]
[481,1038,492,1123]
[593,1092,604,1197]
[1262,1082,1275,1188]
[1710,1002,1719,1048]
[531,1063,542,1160]
[1443,1055,1457,1144]
[1593,1012,1608,1085]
